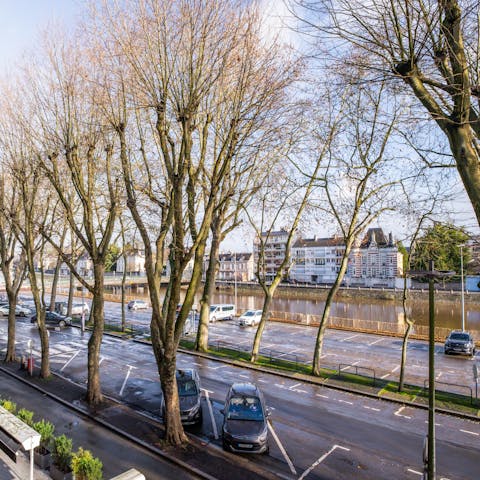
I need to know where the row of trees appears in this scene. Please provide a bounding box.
[0,0,478,446]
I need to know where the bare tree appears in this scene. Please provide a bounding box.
[24,34,122,403]
[92,0,299,444]
[310,83,403,375]
[294,0,480,227]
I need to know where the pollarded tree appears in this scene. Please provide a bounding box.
[294,0,480,228]
[93,0,299,444]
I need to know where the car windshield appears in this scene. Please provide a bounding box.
[449,333,470,341]
[177,379,198,397]
[243,311,254,317]
[209,306,217,312]
[226,396,264,421]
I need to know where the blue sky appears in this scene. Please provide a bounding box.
[0,1,81,68]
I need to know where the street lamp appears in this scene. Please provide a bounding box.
[409,261,455,480]
[459,244,465,331]
[233,252,237,312]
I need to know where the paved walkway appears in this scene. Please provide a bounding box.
[0,448,49,480]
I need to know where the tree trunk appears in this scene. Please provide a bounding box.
[160,352,187,445]
[67,271,74,316]
[196,234,220,352]
[4,289,17,362]
[398,274,413,391]
[49,255,63,311]
[312,246,351,376]
[250,292,273,362]
[86,263,105,405]
[446,125,480,226]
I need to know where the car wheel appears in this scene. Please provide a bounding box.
[59,320,66,328]
[211,316,216,323]
[263,445,270,455]
[222,439,230,452]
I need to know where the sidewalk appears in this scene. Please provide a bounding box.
[0,448,49,480]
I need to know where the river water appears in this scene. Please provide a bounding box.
[111,284,480,337]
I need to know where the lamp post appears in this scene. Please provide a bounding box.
[409,262,455,480]
[459,244,465,331]
[233,253,237,312]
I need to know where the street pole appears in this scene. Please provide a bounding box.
[428,259,435,480]
[234,253,237,312]
[81,286,85,335]
[460,244,465,331]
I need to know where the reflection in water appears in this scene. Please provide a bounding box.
[107,284,480,334]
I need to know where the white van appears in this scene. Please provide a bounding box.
[209,304,236,322]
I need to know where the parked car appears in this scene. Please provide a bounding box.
[209,304,235,322]
[238,310,263,327]
[0,304,32,317]
[70,302,90,316]
[30,312,72,328]
[221,382,270,454]
[54,301,68,315]
[162,369,202,425]
[444,330,476,357]
[127,299,149,310]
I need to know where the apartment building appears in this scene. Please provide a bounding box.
[212,252,255,282]
[290,228,403,287]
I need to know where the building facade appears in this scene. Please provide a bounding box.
[212,252,255,282]
[290,228,403,288]
[253,229,297,282]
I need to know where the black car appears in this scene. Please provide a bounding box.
[444,330,476,357]
[162,369,202,425]
[30,311,72,328]
[221,382,269,454]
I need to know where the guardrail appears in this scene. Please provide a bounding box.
[337,364,376,386]
[423,380,475,405]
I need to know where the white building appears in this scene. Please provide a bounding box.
[115,249,146,275]
[253,229,297,282]
[216,252,255,282]
[290,228,403,287]
[290,236,345,284]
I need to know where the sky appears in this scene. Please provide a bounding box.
[0,1,477,252]
[0,1,81,69]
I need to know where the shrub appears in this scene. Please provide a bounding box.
[0,399,17,414]
[52,434,73,472]
[17,408,34,426]
[71,448,103,480]
[33,419,55,453]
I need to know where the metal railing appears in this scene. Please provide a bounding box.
[337,363,376,386]
[423,380,474,405]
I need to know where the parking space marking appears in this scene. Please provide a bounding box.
[363,405,380,412]
[460,429,479,436]
[368,338,383,346]
[119,365,137,396]
[267,421,297,475]
[258,379,268,383]
[380,365,400,380]
[60,350,81,372]
[407,468,422,476]
[394,406,411,419]
[316,394,329,399]
[204,390,218,440]
[340,361,359,372]
[299,444,350,480]
[338,399,353,405]
[340,334,360,342]
[239,374,249,379]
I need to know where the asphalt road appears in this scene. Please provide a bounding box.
[1,310,479,480]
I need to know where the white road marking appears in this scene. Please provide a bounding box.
[99,356,105,365]
[368,338,383,346]
[380,372,391,379]
[424,421,442,426]
[258,379,268,383]
[206,365,228,370]
[204,390,218,440]
[338,400,353,405]
[60,350,81,372]
[363,406,380,412]
[316,394,329,399]
[119,365,137,396]
[299,444,350,480]
[436,372,443,380]
[340,361,359,372]
[394,406,411,419]
[341,334,359,342]
[407,468,422,476]
[460,429,479,436]
[267,421,297,475]
[239,374,249,379]
[289,383,302,390]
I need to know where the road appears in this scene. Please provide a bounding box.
[1,308,479,479]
